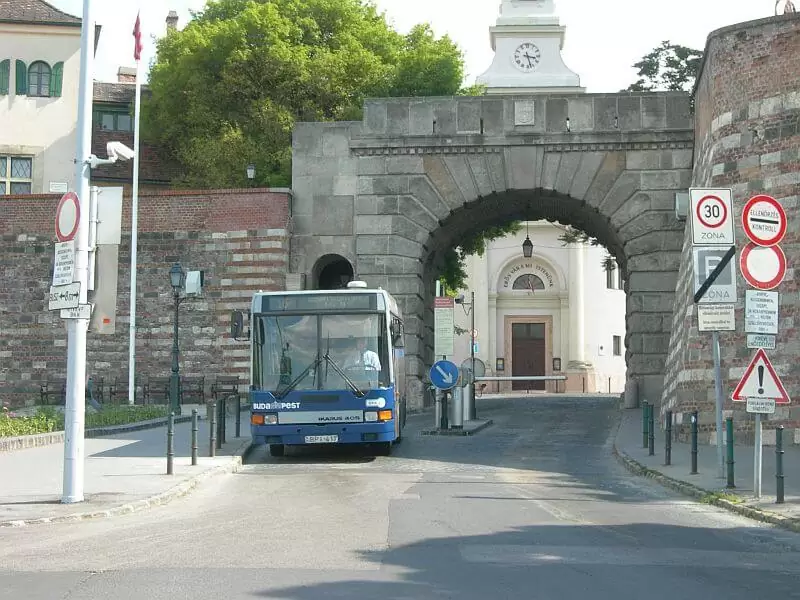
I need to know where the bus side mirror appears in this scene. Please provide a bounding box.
[230,310,248,341]
[391,320,404,346]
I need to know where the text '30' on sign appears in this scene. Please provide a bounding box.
[690,188,735,246]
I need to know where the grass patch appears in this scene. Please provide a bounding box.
[699,491,744,505]
[0,405,169,438]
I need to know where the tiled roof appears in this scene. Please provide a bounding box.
[0,0,81,25]
[93,82,151,104]
[91,128,182,185]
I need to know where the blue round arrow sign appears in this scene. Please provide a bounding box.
[430,360,459,390]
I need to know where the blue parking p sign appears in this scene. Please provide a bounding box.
[430,360,459,390]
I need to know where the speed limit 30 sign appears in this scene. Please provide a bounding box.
[690,188,735,246]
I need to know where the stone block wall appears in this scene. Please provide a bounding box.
[662,13,800,443]
[0,188,290,408]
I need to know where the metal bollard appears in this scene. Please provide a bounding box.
[209,401,217,458]
[665,410,672,466]
[450,386,464,429]
[642,401,649,448]
[166,412,174,475]
[216,396,225,449]
[776,425,785,504]
[434,389,442,431]
[690,411,698,475]
[648,404,655,456]
[191,409,198,466]
[235,394,241,438]
[726,417,735,489]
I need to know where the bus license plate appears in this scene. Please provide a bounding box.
[305,435,338,444]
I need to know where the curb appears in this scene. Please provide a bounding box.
[0,414,196,453]
[612,443,800,534]
[0,438,256,528]
[420,419,494,436]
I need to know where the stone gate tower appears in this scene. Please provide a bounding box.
[476,0,585,94]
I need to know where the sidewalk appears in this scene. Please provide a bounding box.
[615,408,800,530]
[0,407,253,526]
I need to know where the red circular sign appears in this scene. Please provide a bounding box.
[55,191,80,242]
[696,195,728,229]
[739,243,787,290]
[742,194,787,247]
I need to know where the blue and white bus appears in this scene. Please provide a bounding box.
[231,281,407,457]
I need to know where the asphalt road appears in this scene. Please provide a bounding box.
[2,396,800,600]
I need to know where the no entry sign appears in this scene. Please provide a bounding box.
[690,188,734,245]
[742,194,786,247]
[55,191,80,242]
[740,243,787,290]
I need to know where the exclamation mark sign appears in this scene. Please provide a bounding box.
[757,365,765,395]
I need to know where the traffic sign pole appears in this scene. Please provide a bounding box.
[754,413,763,499]
[62,0,94,505]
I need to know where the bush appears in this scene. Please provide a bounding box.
[0,404,170,438]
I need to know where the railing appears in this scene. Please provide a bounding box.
[474,375,568,395]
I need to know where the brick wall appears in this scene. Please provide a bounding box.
[0,188,291,408]
[662,13,800,443]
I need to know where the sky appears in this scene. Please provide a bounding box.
[51,0,770,93]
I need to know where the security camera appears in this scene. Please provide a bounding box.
[107,141,135,161]
[454,293,465,304]
[87,140,135,169]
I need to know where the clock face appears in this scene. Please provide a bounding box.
[513,43,541,72]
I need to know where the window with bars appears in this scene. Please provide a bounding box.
[0,156,33,195]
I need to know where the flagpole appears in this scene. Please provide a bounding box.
[128,17,143,406]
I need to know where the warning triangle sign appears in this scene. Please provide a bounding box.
[731,348,791,404]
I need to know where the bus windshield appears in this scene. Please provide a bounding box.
[252,313,390,394]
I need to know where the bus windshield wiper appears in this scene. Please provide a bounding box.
[323,353,365,398]
[275,354,321,399]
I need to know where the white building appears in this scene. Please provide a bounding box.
[0,0,84,195]
[451,222,627,395]
[449,0,626,394]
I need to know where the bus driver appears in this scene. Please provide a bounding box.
[345,337,381,372]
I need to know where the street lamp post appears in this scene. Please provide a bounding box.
[169,262,185,416]
[246,164,256,187]
[456,290,477,421]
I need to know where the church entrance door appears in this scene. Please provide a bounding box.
[511,322,546,391]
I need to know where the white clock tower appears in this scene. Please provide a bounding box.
[476,0,585,94]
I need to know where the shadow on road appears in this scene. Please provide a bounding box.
[253,522,800,600]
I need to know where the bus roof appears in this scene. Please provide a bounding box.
[252,287,402,317]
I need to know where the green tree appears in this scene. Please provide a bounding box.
[144,0,469,188]
[624,41,703,92]
[438,222,522,294]
[558,226,618,273]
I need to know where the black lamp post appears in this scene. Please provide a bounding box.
[246,163,256,187]
[169,262,185,416]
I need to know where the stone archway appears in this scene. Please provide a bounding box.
[290,93,693,407]
[313,254,354,290]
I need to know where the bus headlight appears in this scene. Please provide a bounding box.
[364,411,378,422]
[252,413,278,425]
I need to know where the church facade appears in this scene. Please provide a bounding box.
[451,222,628,395]
[448,0,627,394]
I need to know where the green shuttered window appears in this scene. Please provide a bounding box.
[0,60,9,95]
[15,60,26,95]
[50,61,63,97]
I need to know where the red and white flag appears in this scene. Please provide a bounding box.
[133,12,143,61]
